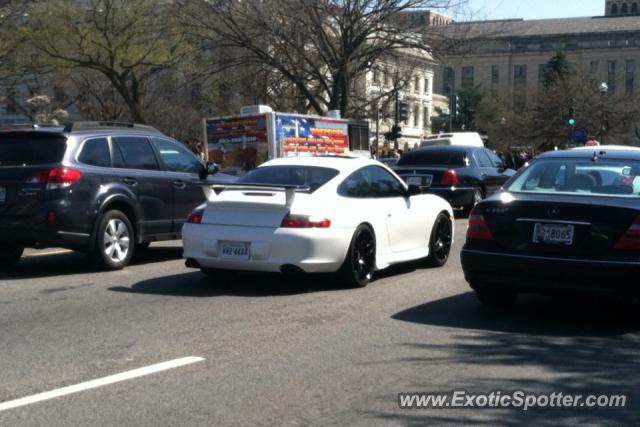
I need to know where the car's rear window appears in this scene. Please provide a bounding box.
[507,158,640,197]
[237,166,339,192]
[0,133,67,166]
[398,150,468,167]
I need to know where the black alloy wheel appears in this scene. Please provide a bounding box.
[426,212,452,267]
[339,225,376,288]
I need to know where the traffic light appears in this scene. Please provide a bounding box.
[455,95,461,118]
[385,125,402,140]
[398,101,410,122]
[568,107,576,126]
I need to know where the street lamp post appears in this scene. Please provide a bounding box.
[599,82,608,145]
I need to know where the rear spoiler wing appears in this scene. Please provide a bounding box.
[203,183,311,208]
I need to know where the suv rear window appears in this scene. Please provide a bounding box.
[238,166,339,192]
[0,132,66,166]
[398,149,468,167]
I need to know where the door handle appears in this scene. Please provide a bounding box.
[123,177,137,186]
[173,180,186,189]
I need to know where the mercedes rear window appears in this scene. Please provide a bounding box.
[397,150,468,167]
[0,133,67,166]
[238,166,339,192]
[507,158,640,197]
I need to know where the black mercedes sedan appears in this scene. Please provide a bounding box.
[393,146,515,214]
[461,147,640,307]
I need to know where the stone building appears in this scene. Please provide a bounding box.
[433,1,640,114]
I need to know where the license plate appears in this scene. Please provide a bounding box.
[220,242,250,260]
[406,175,432,187]
[0,186,5,203]
[533,223,574,245]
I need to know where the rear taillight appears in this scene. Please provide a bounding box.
[466,206,494,241]
[188,212,203,224]
[280,215,331,228]
[440,169,458,186]
[615,216,640,250]
[27,167,82,190]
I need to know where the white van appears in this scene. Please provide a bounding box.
[420,132,484,148]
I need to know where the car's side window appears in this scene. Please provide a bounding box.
[474,150,493,168]
[339,166,406,199]
[362,166,406,198]
[78,137,110,167]
[152,137,203,174]
[338,170,371,198]
[112,137,159,171]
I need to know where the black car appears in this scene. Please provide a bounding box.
[461,147,640,307]
[0,122,234,270]
[393,146,515,213]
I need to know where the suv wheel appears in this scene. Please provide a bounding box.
[0,245,24,269]
[93,210,134,270]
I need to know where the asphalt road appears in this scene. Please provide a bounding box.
[0,219,639,426]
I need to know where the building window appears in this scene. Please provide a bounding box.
[461,66,474,88]
[414,76,421,93]
[590,60,599,74]
[538,64,550,83]
[608,60,617,92]
[423,107,429,129]
[611,3,619,14]
[424,78,430,94]
[443,67,455,94]
[513,65,527,111]
[632,2,639,14]
[622,2,629,14]
[626,59,635,93]
[491,65,499,85]
[514,64,527,80]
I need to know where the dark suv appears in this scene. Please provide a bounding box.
[0,122,234,270]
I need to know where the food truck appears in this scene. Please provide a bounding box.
[202,106,370,175]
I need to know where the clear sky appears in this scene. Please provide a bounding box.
[458,0,605,21]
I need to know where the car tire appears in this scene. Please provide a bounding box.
[425,212,452,267]
[0,245,24,269]
[338,225,376,288]
[92,210,134,270]
[475,285,518,308]
[463,188,484,216]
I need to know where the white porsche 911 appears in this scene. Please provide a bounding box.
[182,156,454,287]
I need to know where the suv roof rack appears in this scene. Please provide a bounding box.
[63,121,162,134]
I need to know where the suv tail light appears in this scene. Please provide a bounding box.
[27,167,82,190]
[280,215,331,228]
[466,206,494,241]
[615,216,640,250]
[440,169,458,186]
[187,210,204,224]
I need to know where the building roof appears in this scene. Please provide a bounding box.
[446,16,640,39]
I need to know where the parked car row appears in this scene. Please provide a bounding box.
[3,123,640,309]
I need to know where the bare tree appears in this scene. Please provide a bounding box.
[180,0,462,117]
[21,0,193,123]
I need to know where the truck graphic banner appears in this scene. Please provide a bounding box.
[205,114,269,172]
[275,114,349,156]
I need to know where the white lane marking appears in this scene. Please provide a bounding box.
[25,250,72,258]
[0,356,205,412]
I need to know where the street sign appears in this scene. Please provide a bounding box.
[573,128,587,144]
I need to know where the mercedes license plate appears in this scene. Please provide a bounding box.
[533,223,574,245]
[0,186,5,203]
[406,175,432,187]
[221,242,250,260]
